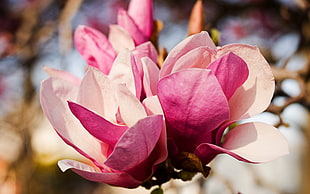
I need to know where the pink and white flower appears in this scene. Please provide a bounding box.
[118,0,154,44]
[40,67,167,188]
[74,29,158,100]
[156,31,289,164]
[74,0,155,75]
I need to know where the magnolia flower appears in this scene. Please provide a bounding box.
[40,67,167,188]
[156,31,289,165]
[74,25,157,74]
[75,26,158,99]
[74,0,154,75]
[118,0,154,44]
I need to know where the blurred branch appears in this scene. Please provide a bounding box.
[58,0,83,54]
[246,165,293,194]
[206,163,234,194]
[2,0,58,193]
[267,50,310,127]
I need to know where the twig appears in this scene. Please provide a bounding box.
[58,0,84,54]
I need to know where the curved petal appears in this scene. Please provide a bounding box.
[160,31,216,78]
[40,78,106,167]
[58,160,141,188]
[117,9,148,45]
[104,115,164,171]
[74,25,115,74]
[142,57,159,97]
[136,41,158,62]
[108,25,135,53]
[77,67,118,122]
[216,44,275,121]
[125,122,167,181]
[222,122,289,162]
[142,95,163,115]
[171,46,216,74]
[108,49,141,98]
[157,69,230,152]
[207,52,249,100]
[68,101,127,147]
[43,66,81,86]
[195,122,289,164]
[153,119,167,164]
[116,84,147,127]
[128,0,153,38]
[132,41,158,78]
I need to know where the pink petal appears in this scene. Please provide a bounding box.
[194,122,289,164]
[152,120,167,164]
[40,78,106,167]
[171,46,216,74]
[116,84,147,127]
[74,25,115,74]
[142,57,159,97]
[104,115,164,171]
[43,66,81,86]
[117,9,148,45]
[55,131,109,171]
[222,122,289,162]
[157,69,230,152]
[58,159,141,188]
[77,67,118,122]
[207,52,249,100]
[142,95,163,115]
[68,101,127,147]
[216,44,275,121]
[193,143,220,165]
[160,31,216,78]
[108,49,141,98]
[136,42,158,62]
[132,41,158,78]
[108,25,135,53]
[125,125,167,181]
[128,0,153,38]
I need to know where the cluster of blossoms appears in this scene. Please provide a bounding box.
[40,0,289,191]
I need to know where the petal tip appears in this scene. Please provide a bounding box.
[58,160,71,172]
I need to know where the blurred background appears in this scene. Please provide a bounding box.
[0,0,309,193]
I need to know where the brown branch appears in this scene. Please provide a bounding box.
[58,0,84,54]
[267,50,310,127]
[246,165,293,194]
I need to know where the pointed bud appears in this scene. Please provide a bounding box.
[188,0,204,36]
[128,0,154,38]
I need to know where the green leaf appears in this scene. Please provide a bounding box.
[178,170,197,181]
[151,187,164,194]
[210,28,220,46]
